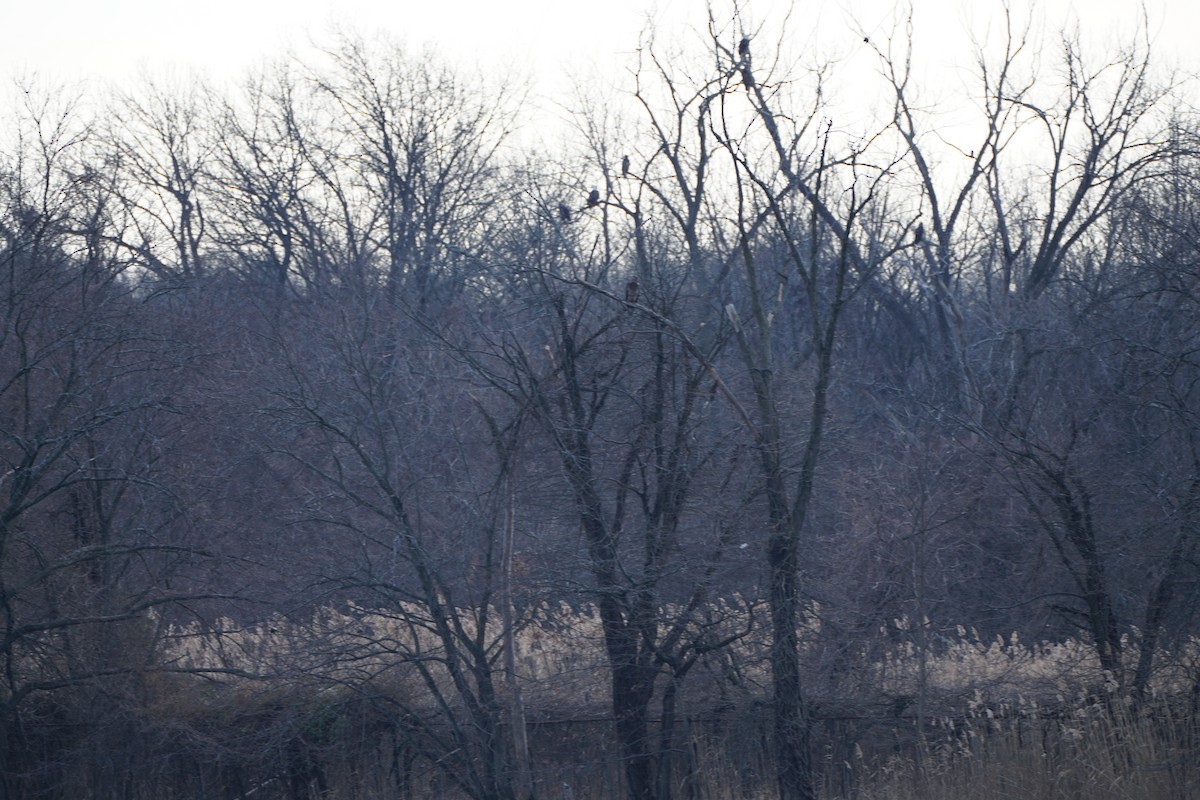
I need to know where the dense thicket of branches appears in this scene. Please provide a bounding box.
[2,11,1199,800]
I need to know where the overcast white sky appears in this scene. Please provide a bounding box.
[2,0,1197,120]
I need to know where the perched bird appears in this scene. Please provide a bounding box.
[587,189,600,208]
[621,155,631,177]
[863,36,870,43]
[740,41,757,89]
[914,222,925,244]
[625,276,640,304]
[558,203,572,224]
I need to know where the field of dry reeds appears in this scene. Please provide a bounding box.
[109,602,1199,799]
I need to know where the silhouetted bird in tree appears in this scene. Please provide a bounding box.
[587,189,600,208]
[625,276,640,304]
[558,203,572,224]
[621,155,630,177]
[739,37,756,89]
[914,222,925,244]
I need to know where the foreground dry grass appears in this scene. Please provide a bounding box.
[851,698,1199,800]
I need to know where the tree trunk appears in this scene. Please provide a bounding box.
[769,526,815,800]
[600,598,658,800]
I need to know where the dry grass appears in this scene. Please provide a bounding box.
[136,604,1200,799]
[153,601,614,715]
[153,606,1200,712]
[850,697,1200,800]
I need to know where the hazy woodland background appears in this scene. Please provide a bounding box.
[2,2,1200,799]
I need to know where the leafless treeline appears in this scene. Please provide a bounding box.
[2,10,1199,800]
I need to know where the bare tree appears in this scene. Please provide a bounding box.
[102,73,214,284]
[311,34,518,312]
[868,5,1195,698]
[0,84,206,797]
[701,19,901,800]
[254,286,529,800]
[451,117,762,797]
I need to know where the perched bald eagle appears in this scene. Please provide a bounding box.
[625,276,640,304]
[558,203,572,224]
[740,37,756,89]
[587,189,600,208]
[621,155,631,177]
[914,222,924,244]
